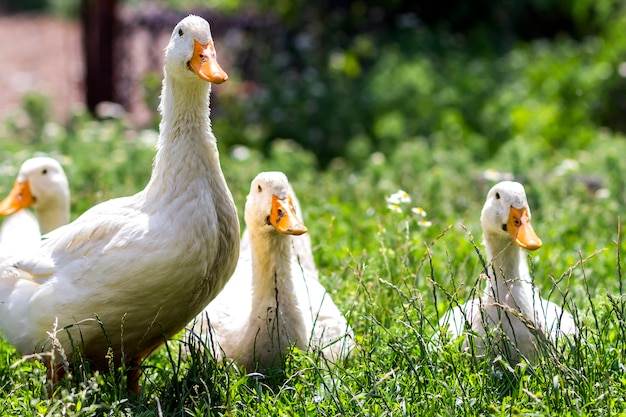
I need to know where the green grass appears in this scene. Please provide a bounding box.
[2,108,626,416]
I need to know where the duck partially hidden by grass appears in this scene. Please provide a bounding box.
[189,172,354,372]
[439,181,578,362]
[0,157,70,261]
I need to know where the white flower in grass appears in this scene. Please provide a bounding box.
[387,203,403,214]
[411,207,427,217]
[554,158,579,176]
[386,190,411,205]
[385,191,431,227]
[481,169,514,182]
[596,188,610,199]
[230,145,251,161]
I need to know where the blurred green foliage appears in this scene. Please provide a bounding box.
[3,2,626,414]
[7,0,626,167]
[3,103,626,414]
[200,0,626,166]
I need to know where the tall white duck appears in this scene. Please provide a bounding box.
[0,15,240,393]
[190,172,353,371]
[0,157,70,261]
[439,181,577,362]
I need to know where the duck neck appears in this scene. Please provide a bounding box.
[249,229,305,341]
[34,200,70,234]
[141,72,239,315]
[145,75,227,205]
[483,232,535,310]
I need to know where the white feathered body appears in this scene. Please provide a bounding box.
[0,16,239,372]
[439,181,577,361]
[192,173,352,371]
[441,238,576,360]
[0,210,41,263]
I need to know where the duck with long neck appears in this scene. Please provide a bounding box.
[440,181,577,362]
[190,172,354,370]
[147,15,228,212]
[0,15,240,394]
[136,14,240,332]
[140,15,240,312]
[241,173,309,370]
[477,182,544,358]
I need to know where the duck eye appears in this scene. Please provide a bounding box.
[178,28,184,37]
[495,192,501,199]
[42,169,48,175]
[257,185,262,192]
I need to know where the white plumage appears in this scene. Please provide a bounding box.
[0,15,240,392]
[190,172,353,371]
[0,157,70,261]
[439,181,577,361]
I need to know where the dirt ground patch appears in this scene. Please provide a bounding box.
[0,11,244,129]
[0,14,84,123]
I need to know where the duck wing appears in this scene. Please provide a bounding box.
[0,210,41,263]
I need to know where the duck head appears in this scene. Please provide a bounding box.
[480,181,542,251]
[165,15,228,84]
[0,157,69,216]
[246,172,308,236]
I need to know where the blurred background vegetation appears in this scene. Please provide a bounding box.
[1,0,625,169]
[1,2,626,413]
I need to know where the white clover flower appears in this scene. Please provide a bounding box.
[386,190,411,205]
[370,152,386,165]
[411,207,427,217]
[596,188,610,199]
[387,204,403,214]
[137,129,159,146]
[481,169,514,182]
[554,158,579,176]
[230,145,251,161]
[0,162,16,177]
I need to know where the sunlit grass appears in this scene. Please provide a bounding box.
[1,108,626,415]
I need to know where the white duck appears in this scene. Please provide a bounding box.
[190,172,353,371]
[239,180,317,281]
[0,157,70,261]
[439,181,577,362]
[0,15,240,393]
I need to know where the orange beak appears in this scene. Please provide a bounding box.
[270,195,308,235]
[0,179,35,216]
[507,206,542,250]
[189,39,228,84]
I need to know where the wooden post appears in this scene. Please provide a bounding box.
[81,0,117,114]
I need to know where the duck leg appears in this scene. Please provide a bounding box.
[44,357,66,395]
[126,356,143,394]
